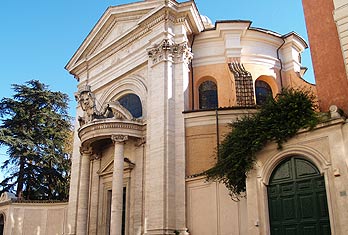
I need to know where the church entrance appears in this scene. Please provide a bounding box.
[0,213,4,235]
[267,157,331,235]
[106,187,127,235]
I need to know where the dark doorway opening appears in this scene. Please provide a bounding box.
[268,157,331,235]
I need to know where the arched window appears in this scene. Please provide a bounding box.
[199,80,218,109]
[255,80,272,105]
[118,94,142,118]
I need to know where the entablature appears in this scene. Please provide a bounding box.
[184,107,258,128]
[78,119,146,147]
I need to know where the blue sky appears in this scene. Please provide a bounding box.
[0,0,312,175]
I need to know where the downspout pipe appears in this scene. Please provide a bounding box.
[277,38,286,89]
[190,35,196,110]
[215,108,220,155]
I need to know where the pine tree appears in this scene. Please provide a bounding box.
[0,80,72,200]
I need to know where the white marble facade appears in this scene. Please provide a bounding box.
[64,0,348,235]
[66,1,202,234]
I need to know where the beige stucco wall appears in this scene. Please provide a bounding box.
[190,62,315,111]
[184,109,254,234]
[0,202,68,235]
[186,124,225,176]
[185,108,348,235]
[282,70,317,93]
[191,63,235,109]
[186,177,247,235]
[185,109,257,177]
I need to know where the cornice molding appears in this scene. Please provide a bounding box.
[69,11,166,77]
[78,119,146,146]
[67,9,164,76]
[184,108,258,128]
[67,2,203,78]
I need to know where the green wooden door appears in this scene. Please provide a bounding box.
[268,157,331,235]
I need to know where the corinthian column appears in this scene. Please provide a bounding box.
[76,146,93,235]
[110,135,128,235]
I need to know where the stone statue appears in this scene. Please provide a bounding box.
[75,86,136,126]
[102,101,133,120]
[75,85,97,126]
[0,192,17,202]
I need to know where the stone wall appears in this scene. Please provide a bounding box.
[0,201,68,235]
[247,117,348,235]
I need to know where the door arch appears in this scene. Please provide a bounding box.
[268,157,331,234]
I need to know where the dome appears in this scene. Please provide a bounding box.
[200,15,214,29]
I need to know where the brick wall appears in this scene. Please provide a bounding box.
[302,0,348,113]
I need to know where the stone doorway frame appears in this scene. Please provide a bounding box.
[245,145,336,235]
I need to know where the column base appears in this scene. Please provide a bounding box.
[144,228,189,235]
[179,228,190,235]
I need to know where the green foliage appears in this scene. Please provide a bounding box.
[205,88,319,199]
[0,80,72,200]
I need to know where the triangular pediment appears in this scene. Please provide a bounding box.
[65,0,204,75]
[97,20,138,52]
[79,13,143,59]
[65,1,164,73]
[99,157,135,176]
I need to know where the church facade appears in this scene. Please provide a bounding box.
[63,0,348,235]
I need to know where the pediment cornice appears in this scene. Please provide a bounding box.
[65,10,152,75]
[65,0,203,78]
[81,12,145,59]
[98,157,135,176]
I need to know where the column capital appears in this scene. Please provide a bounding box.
[147,39,174,65]
[90,153,101,161]
[80,146,93,155]
[172,42,193,64]
[147,39,193,65]
[111,135,128,144]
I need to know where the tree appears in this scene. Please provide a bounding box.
[205,88,319,199]
[0,80,72,200]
